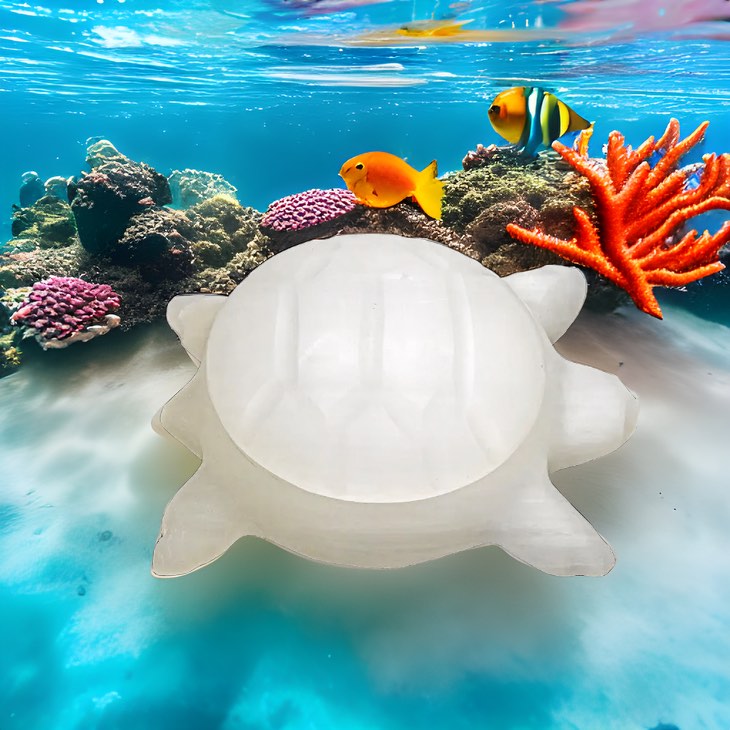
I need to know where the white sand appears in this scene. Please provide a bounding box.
[0,305,728,729]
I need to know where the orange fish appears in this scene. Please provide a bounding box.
[395,19,473,38]
[339,151,443,220]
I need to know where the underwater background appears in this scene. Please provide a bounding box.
[1,1,730,728]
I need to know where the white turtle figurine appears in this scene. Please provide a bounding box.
[152,233,638,579]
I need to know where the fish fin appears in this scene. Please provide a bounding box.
[414,160,443,220]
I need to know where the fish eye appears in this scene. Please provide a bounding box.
[355,162,364,170]
[488,105,500,114]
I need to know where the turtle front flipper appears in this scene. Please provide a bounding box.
[491,473,616,577]
[152,464,258,578]
[504,265,587,343]
[167,294,227,366]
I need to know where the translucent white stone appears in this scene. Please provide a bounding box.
[152,234,639,578]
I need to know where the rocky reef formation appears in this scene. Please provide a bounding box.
[186,195,261,267]
[71,162,172,256]
[337,201,479,260]
[0,296,21,376]
[10,196,77,249]
[443,148,626,309]
[169,169,238,209]
[444,149,594,248]
[0,142,273,371]
[86,138,128,169]
[44,176,70,201]
[114,207,196,281]
[190,235,272,295]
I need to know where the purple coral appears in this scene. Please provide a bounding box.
[262,188,357,231]
[11,276,121,349]
[260,188,362,252]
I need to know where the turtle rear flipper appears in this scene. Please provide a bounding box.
[493,473,616,577]
[152,465,257,578]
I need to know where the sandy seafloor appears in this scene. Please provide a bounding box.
[1,300,729,730]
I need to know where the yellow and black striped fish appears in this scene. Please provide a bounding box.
[487,86,592,156]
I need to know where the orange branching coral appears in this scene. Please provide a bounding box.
[505,119,730,318]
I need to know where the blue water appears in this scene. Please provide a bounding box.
[1,1,729,224]
[1,1,730,728]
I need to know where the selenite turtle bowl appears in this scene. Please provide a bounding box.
[151,233,638,578]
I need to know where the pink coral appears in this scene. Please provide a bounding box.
[261,188,358,232]
[260,188,362,252]
[11,276,121,349]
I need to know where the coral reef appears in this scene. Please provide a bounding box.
[462,142,523,171]
[506,120,730,318]
[115,208,196,282]
[86,138,128,169]
[10,124,723,375]
[70,160,172,255]
[10,276,121,349]
[0,296,22,375]
[10,196,78,249]
[337,201,481,260]
[0,142,278,374]
[0,331,21,375]
[0,197,266,330]
[0,245,86,289]
[185,195,261,267]
[169,169,238,209]
[44,176,69,200]
[443,151,593,238]
[0,195,268,338]
[260,188,363,251]
[441,154,627,309]
[191,235,272,295]
[19,171,45,208]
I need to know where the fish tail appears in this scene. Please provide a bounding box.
[414,160,444,220]
[566,104,592,134]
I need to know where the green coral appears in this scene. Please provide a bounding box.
[186,195,262,268]
[442,155,593,237]
[169,169,238,209]
[192,234,273,294]
[86,139,128,169]
[0,332,21,376]
[0,245,86,288]
[10,196,78,249]
[442,153,623,305]
[0,338,21,372]
[439,153,596,280]
[1,286,31,310]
